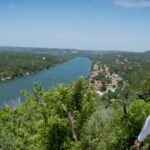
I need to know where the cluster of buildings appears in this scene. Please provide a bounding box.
[90,64,100,78]
[107,73,123,93]
[1,76,12,81]
[89,63,123,96]
[89,64,103,89]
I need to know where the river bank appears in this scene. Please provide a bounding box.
[0,57,92,107]
[0,51,73,82]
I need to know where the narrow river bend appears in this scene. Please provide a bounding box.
[0,57,92,107]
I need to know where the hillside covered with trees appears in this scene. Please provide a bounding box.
[0,51,73,81]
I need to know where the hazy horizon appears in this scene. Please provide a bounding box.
[0,45,149,53]
[0,0,150,52]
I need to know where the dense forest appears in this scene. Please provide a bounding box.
[0,50,150,149]
[0,51,73,81]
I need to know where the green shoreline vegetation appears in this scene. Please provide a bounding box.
[0,50,150,149]
[0,77,150,150]
[0,51,73,81]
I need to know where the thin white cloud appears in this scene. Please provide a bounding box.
[115,0,150,8]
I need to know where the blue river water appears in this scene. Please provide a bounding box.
[0,57,92,107]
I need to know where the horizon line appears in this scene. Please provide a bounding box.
[0,45,148,53]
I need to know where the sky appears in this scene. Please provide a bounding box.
[0,0,150,51]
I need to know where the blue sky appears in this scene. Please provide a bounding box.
[0,0,150,51]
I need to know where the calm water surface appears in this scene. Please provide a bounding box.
[0,57,92,107]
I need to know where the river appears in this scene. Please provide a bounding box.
[0,57,92,107]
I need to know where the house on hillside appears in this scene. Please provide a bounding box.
[90,79,103,90]
[95,80,103,89]
[90,64,100,78]
[93,64,99,71]
[104,64,110,73]
[96,90,105,96]
[107,84,117,92]
[111,73,123,82]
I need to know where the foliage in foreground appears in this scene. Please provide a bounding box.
[0,77,97,150]
[81,100,150,150]
[0,77,150,150]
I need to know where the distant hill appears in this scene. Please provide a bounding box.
[0,46,79,56]
[145,50,150,53]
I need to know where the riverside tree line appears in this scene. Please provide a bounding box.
[0,51,73,81]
